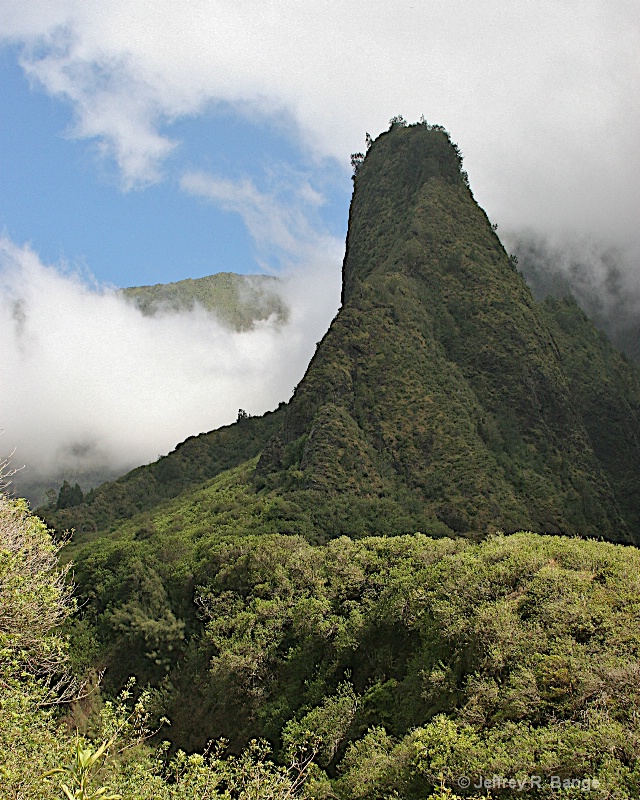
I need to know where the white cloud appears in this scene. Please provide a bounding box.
[181,170,335,271]
[1,0,637,245]
[1,0,639,490]
[182,174,300,264]
[0,234,341,486]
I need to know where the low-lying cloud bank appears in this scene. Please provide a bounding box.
[0,236,342,498]
[503,232,640,364]
[3,227,638,506]
[2,2,638,503]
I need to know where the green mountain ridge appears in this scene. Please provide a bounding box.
[121,271,289,331]
[27,121,640,797]
[256,123,639,543]
[46,123,640,545]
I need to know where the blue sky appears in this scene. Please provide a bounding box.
[0,0,638,492]
[0,44,350,287]
[1,1,637,289]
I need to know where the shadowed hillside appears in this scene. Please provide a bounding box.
[44,123,640,546]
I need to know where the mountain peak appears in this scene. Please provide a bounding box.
[342,123,470,304]
[44,122,640,546]
[256,122,639,543]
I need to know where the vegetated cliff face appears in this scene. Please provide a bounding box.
[257,122,639,543]
[44,122,640,546]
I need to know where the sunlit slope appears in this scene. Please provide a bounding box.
[40,407,285,534]
[121,271,288,330]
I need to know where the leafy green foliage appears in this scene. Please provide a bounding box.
[62,484,640,799]
[0,494,73,795]
[44,739,123,800]
[0,493,323,799]
[199,529,640,798]
[0,495,72,680]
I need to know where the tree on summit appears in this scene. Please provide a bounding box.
[388,114,407,128]
[350,152,365,177]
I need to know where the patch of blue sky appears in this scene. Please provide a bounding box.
[0,45,350,288]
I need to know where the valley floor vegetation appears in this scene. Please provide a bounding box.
[5,481,640,799]
[0,490,330,799]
